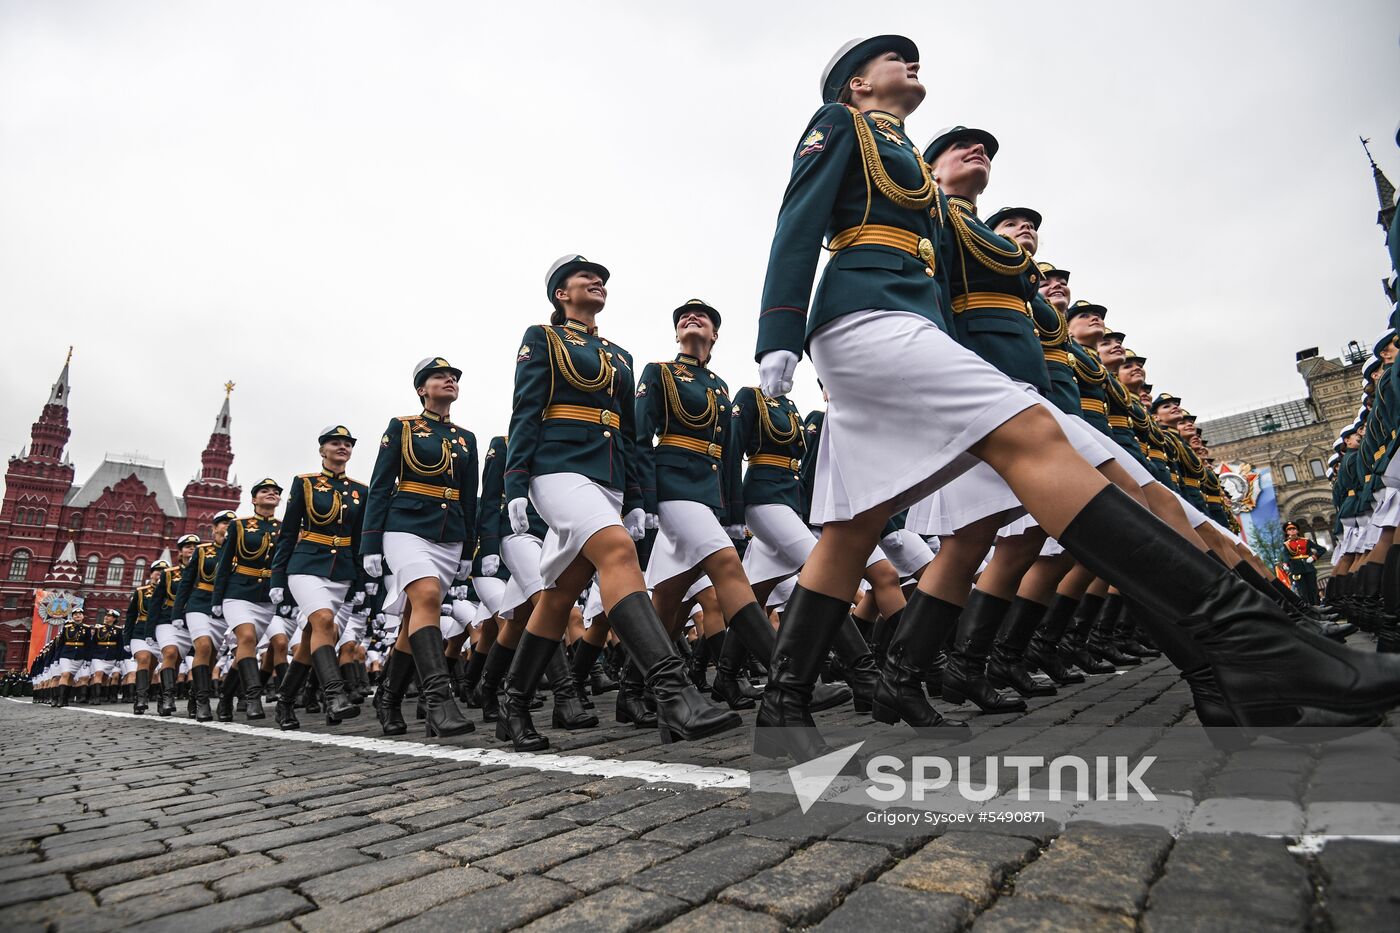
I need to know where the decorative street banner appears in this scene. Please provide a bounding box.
[28,589,82,669]
[1219,462,1284,564]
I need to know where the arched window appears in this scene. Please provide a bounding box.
[105,557,126,586]
[95,514,107,531]
[163,521,175,537]
[1281,464,1298,484]
[69,513,83,532]
[142,518,153,534]
[14,508,27,525]
[117,515,133,533]
[132,557,147,583]
[1309,459,1325,479]
[84,554,99,585]
[35,510,46,526]
[8,550,30,581]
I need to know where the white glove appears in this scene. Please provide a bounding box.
[881,533,905,554]
[725,524,747,540]
[645,512,660,530]
[211,605,223,618]
[352,590,366,607]
[457,559,471,578]
[623,508,647,541]
[364,581,379,596]
[481,555,501,576]
[452,584,470,600]
[508,498,531,535]
[363,554,383,577]
[268,587,285,606]
[759,350,799,398]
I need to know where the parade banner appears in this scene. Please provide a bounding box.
[28,589,82,669]
[1219,462,1285,564]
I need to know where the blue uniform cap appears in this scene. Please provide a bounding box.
[820,35,919,104]
[922,125,1000,165]
[984,206,1042,231]
[546,254,610,303]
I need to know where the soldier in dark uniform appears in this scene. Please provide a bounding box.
[1285,521,1327,606]
[361,358,478,738]
[494,254,740,751]
[754,36,1400,757]
[147,534,199,716]
[269,425,369,730]
[52,607,90,707]
[91,609,123,702]
[125,562,164,713]
[174,509,236,721]
[212,478,283,721]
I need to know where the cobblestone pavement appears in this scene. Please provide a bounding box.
[2,658,1399,932]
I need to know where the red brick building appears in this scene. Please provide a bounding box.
[0,355,241,669]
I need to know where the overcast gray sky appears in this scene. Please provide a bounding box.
[2,1,1398,506]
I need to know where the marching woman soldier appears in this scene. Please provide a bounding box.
[753,34,1400,761]
[212,478,284,721]
[148,534,199,716]
[361,357,478,738]
[496,254,740,751]
[52,607,90,707]
[269,425,369,730]
[90,610,123,702]
[125,562,164,713]
[637,298,794,712]
[174,510,236,721]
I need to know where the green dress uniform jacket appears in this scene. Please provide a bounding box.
[95,620,123,661]
[212,516,282,606]
[271,469,369,590]
[1165,429,1209,512]
[1032,294,1080,416]
[145,564,184,628]
[1134,405,1178,490]
[172,542,220,620]
[941,197,1050,395]
[1068,343,1115,437]
[757,104,945,361]
[1104,374,1154,472]
[730,387,807,514]
[505,320,643,513]
[635,354,740,519]
[1200,469,1232,526]
[125,584,154,641]
[362,409,479,561]
[474,435,540,577]
[799,410,825,523]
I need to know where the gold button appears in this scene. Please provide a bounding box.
[711,464,718,471]
[451,428,457,433]
[330,549,337,554]
[602,339,610,346]
[451,453,458,458]
[603,431,612,438]
[719,405,725,411]
[441,503,448,510]
[716,427,723,434]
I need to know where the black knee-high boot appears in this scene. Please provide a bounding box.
[609,592,741,743]
[237,658,265,720]
[1086,594,1138,666]
[276,661,309,730]
[988,597,1058,697]
[341,662,366,705]
[688,635,710,690]
[709,630,759,710]
[477,643,514,723]
[496,631,555,751]
[1060,594,1115,674]
[1023,595,1085,685]
[1381,549,1400,652]
[216,669,239,721]
[462,649,488,708]
[1058,486,1400,723]
[314,646,360,723]
[615,657,656,727]
[546,641,598,729]
[873,589,969,728]
[941,591,1027,712]
[374,649,413,736]
[158,668,178,716]
[408,627,473,737]
[570,640,604,708]
[133,669,150,714]
[829,613,880,713]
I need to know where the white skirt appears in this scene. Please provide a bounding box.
[383,532,459,609]
[59,657,82,675]
[475,576,508,618]
[883,528,935,578]
[91,659,116,676]
[1384,453,1400,489]
[442,606,468,640]
[530,472,625,589]
[1361,519,1384,551]
[501,533,546,609]
[645,500,734,587]
[155,622,192,655]
[684,573,714,601]
[185,611,226,646]
[582,581,605,626]
[807,309,1038,524]
[336,607,367,648]
[224,598,275,638]
[743,504,818,584]
[768,574,799,611]
[1372,487,1400,529]
[130,637,156,657]
[288,575,351,617]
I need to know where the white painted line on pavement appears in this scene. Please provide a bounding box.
[6,698,751,789]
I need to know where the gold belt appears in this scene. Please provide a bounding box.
[751,453,801,471]
[195,582,214,592]
[1183,477,1202,488]
[234,565,271,579]
[300,531,352,547]
[1107,415,1131,429]
[1081,398,1107,415]
[1148,448,1168,461]
[398,480,460,501]
[950,291,1032,319]
[1204,495,1223,504]
[659,435,722,459]
[828,224,936,276]
[543,404,619,428]
[1043,348,1072,366]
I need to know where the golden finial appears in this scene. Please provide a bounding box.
[65,346,73,364]
[224,380,236,397]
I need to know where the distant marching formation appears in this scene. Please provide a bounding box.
[19,34,1400,762]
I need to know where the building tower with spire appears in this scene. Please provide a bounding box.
[0,353,241,669]
[1362,137,1398,304]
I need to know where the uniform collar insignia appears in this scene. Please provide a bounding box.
[419,409,443,422]
[320,468,346,480]
[564,319,598,335]
[948,195,977,215]
[675,354,701,366]
[865,110,903,127]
